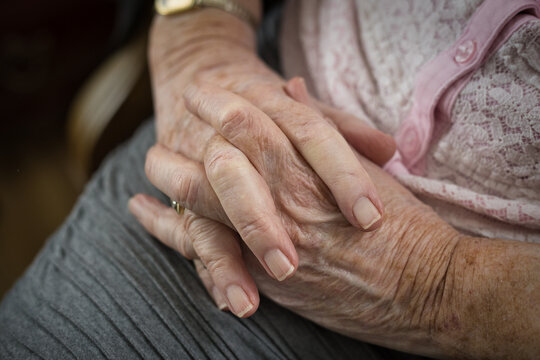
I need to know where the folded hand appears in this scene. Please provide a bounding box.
[133,57,397,317]
[129,78,461,359]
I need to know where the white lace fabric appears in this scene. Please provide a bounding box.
[281,0,540,242]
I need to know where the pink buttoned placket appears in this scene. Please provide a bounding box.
[385,0,540,176]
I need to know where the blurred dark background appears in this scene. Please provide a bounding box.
[0,0,284,299]
[0,0,153,297]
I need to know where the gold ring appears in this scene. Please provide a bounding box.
[171,200,185,215]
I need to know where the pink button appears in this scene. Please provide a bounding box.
[400,126,421,161]
[454,40,476,64]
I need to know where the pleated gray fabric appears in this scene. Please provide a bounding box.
[0,121,423,360]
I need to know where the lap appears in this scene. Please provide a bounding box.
[0,121,418,360]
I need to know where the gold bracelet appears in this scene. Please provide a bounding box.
[155,0,259,30]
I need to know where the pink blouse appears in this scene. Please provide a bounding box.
[281,0,540,242]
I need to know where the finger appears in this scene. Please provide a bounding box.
[281,77,318,112]
[183,82,295,177]
[155,86,216,163]
[204,135,298,282]
[276,78,384,230]
[194,260,229,311]
[164,111,216,163]
[191,222,259,318]
[284,77,396,166]
[319,105,396,166]
[128,193,197,259]
[144,144,232,227]
[185,81,383,231]
[129,194,259,318]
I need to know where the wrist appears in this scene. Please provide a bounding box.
[149,10,257,84]
[151,6,257,48]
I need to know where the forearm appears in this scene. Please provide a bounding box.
[435,236,540,359]
[347,157,540,358]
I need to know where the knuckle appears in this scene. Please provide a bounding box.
[194,260,210,284]
[243,83,282,105]
[334,170,364,188]
[205,147,242,180]
[178,212,202,257]
[219,104,254,139]
[204,256,236,280]
[170,221,192,258]
[294,119,333,148]
[183,210,200,235]
[262,92,295,118]
[237,214,274,247]
[278,102,332,146]
[170,168,200,209]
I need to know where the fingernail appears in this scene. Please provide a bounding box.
[353,197,381,230]
[226,285,253,317]
[264,249,295,281]
[212,287,228,311]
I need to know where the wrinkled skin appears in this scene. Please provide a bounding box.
[135,13,540,360]
[208,122,460,356]
[146,76,462,355]
[147,26,459,354]
[150,40,395,168]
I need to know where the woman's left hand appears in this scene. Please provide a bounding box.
[129,78,540,359]
[131,77,396,318]
[129,77,464,357]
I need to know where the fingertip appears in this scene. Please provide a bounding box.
[211,286,229,311]
[383,132,397,150]
[352,196,383,231]
[237,300,259,318]
[242,287,260,318]
[225,284,259,318]
[359,211,383,232]
[284,77,311,105]
[130,193,164,210]
[263,248,297,282]
[212,280,260,315]
[128,194,146,216]
[284,76,304,90]
[285,247,299,280]
[128,194,140,206]
[365,217,383,231]
[374,132,397,165]
[287,250,299,280]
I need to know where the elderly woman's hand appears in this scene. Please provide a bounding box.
[152,40,393,233]
[131,78,540,358]
[146,13,397,316]
[130,77,460,354]
[131,74,395,315]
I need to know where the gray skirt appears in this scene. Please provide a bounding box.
[0,122,424,359]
